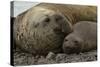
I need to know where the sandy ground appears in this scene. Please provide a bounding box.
[13,48,97,66]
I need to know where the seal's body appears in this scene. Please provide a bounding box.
[63,21,97,54]
[14,5,72,55]
[13,3,97,55]
[36,3,97,24]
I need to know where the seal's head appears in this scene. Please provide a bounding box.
[25,7,72,35]
[14,6,72,55]
[63,33,83,54]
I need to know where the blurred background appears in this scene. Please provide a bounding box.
[11,1,39,17]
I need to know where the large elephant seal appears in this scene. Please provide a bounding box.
[63,21,97,54]
[13,3,97,55]
[36,3,97,24]
[14,5,72,55]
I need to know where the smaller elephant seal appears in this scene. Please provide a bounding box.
[63,21,97,54]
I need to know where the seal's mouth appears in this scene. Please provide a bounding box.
[63,46,81,54]
[53,27,65,35]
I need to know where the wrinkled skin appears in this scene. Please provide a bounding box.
[13,7,72,55]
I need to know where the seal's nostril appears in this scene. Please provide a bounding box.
[66,47,72,50]
[34,23,39,28]
[64,39,68,41]
[53,27,62,35]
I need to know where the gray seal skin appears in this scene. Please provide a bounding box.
[63,21,97,54]
[13,6,72,55]
[13,3,97,55]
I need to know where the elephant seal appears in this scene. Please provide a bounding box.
[63,21,97,54]
[36,3,97,24]
[13,3,97,55]
[13,6,72,55]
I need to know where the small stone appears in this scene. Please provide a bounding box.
[56,54,67,62]
[35,55,40,59]
[46,52,56,60]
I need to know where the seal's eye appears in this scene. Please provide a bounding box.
[44,17,50,22]
[74,40,78,44]
[42,17,50,27]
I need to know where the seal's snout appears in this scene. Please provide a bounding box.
[64,45,79,54]
[63,38,80,54]
[64,44,73,50]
